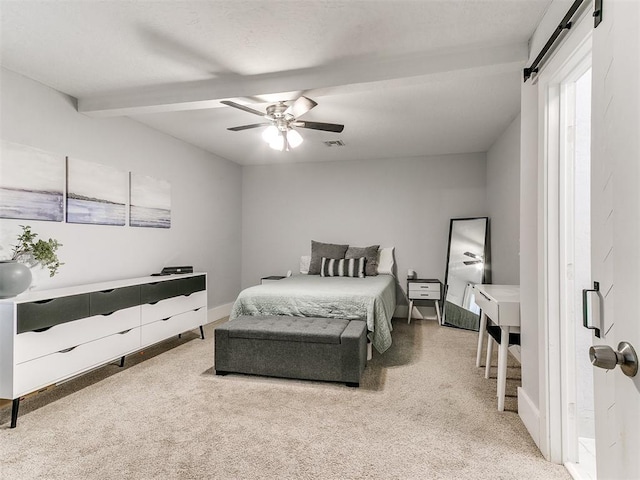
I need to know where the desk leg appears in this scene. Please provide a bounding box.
[485,335,493,379]
[497,326,510,412]
[435,300,442,325]
[407,299,414,324]
[476,312,487,368]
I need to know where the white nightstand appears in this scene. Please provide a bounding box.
[407,278,442,325]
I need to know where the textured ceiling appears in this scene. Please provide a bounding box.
[0,0,551,165]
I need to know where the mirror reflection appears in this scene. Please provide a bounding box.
[443,217,490,331]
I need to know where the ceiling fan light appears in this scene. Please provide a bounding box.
[269,134,285,151]
[262,125,279,143]
[288,129,303,148]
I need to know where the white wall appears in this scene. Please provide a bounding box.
[241,153,488,302]
[486,114,521,284]
[0,68,242,310]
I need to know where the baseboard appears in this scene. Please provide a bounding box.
[207,302,233,324]
[518,386,541,449]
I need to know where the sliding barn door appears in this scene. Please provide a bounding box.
[590,1,640,478]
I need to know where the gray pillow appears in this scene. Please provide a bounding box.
[346,245,380,276]
[309,240,349,275]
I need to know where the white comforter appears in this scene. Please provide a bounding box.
[230,274,397,353]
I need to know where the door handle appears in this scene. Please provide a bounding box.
[589,342,638,377]
[582,281,601,338]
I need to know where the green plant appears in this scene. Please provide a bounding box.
[11,225,63,277]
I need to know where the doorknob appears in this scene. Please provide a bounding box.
[589,342,638,377]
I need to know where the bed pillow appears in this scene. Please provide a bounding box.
[320,257,366,278]
[345,245,379,276]
[299,255,311,274]
[309,240,349,275]
[377,247,395,275]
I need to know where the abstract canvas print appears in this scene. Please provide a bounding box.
[66,157,127,226]
[0,141,65,221]
[129,173,171,228]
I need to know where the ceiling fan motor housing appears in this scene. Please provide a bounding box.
[266,103,294,130]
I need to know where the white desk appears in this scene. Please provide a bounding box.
[473,284,520,411]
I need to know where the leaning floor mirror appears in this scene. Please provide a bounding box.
[442,217,490,331]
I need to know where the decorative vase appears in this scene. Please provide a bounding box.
[0,260,33,298]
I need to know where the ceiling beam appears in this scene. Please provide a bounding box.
[78,43,528,117]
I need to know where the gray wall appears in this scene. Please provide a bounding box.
[486,113,521,284]
[241,153,488,301]
[0,68,242,310]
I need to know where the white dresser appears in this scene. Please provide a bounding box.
[0,273,207,427]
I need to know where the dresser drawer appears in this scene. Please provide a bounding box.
[141,290,206,325]
[90,286,141,316]
[14,327,140,396]
[17,294,91,334]
[141,307,206,347]
[408,290,440,300]
[140,275,206,304]
[15,306,141,364]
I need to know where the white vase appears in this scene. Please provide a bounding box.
[0,260,33,298]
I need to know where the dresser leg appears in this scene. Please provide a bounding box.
[10,398,20,428]
[119,356,125,368]
[199,325,205,339]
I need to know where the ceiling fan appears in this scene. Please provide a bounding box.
[221,96,344,151]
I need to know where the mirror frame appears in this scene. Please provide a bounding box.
[442,216,491,329]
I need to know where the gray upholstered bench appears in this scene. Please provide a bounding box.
[214,316,367,387]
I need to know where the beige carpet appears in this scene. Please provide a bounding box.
[0,318,570,480]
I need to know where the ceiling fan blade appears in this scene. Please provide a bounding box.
[221,100,266,117]
[227,123,270,131]
[293,121,344,133]
[284,96,317,118]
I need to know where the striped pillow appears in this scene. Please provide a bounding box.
[320,257,366,278]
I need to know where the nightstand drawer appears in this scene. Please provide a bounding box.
[408,290,440,300]
[408,282,440,293]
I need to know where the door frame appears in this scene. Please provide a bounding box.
[537,7,593,465]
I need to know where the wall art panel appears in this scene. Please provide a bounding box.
[66,157,127,226]
[0,141,65,221]
[129,173,171,228]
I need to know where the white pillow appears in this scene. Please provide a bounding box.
[377,247,395,275]
[299,255,311,274]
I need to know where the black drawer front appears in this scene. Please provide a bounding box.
[90,285,141,316]
[141,275,206,304]
[17,294,91,334]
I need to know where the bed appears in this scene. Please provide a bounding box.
[229,274,397,353]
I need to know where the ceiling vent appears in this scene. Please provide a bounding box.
[323,140,345,147]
